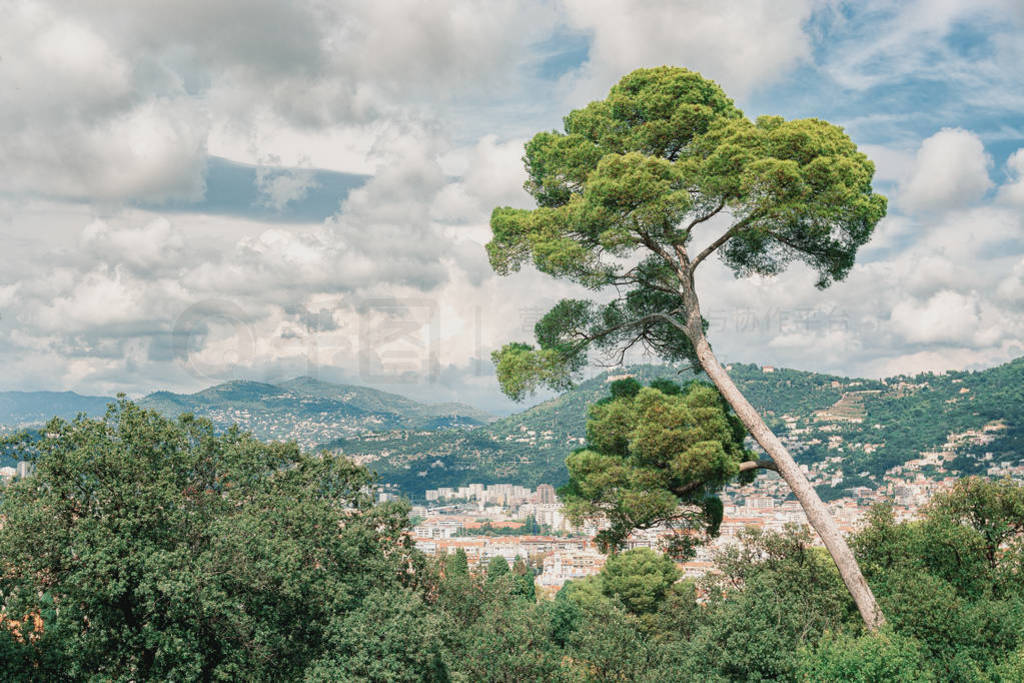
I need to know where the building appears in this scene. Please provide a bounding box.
[15,461,32,479]
[537,548,606,587]
[536,483,557,504]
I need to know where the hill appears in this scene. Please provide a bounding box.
[5,359,1021,497]
[0,390,112,429]
[323,358,1024,497]
[0,378,492,452]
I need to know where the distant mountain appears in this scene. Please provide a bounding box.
[323,358,1024,497]
[0,378,493,451]
[0,390,112,428]
[276,377,493,426]
[138,378,492,449]
[5,358,1022,499]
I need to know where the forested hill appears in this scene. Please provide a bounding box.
[0,378,492,451]
[0,390,113,428]
[325,357,1024,497]
[4,359,1021,495]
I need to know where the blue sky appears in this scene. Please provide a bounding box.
[0,0,1022,413]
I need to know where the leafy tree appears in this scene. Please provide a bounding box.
[512,556,537,602]
[0,400,420,680]
[679,526,855,680]
[445,547,470,578]
[796,630,935,682]
[451,585,565,682]
[548,588,584,648]
[852,485,1024,678]
[600,548,681,616]
[559,379,758,556]
[487,65,887,628]
[487,555,511,581]
[564,600,655,682]
[927,476,1024,573]
[558,574,613,613]
[304,589,449,682]
[436,548,483,629]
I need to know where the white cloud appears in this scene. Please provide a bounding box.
[890,290,984,346]
[431,135,533,227]
[996,148,1024,206]
[898,128,993,213]
[867,346,1022,379]
[559,0,815,104]
[857,144,915,184]
[996,258,1024,306]
[820,0,1024,101]
[2,0,560,200]
[80,217,186,274]
[254,161,320,211]
[1,0,1023,406]
[0,2,208,202]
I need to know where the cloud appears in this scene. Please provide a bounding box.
[254,161,320,211]
[898,128,993,213]
[0,2,208,202]
[558,0,815,103]
[1,0,1023,409]
[431,135,533,227]
[889,290,997,347]
[996,258,1024,306]
[2,0,561,202]
[80,217,187,275]
[996,148,1024,206]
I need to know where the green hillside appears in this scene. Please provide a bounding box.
[0,390,112,429]
[6,359,1021,496]
[137,378,491,449]
[326,358,1024,497]
[1,378,491,453]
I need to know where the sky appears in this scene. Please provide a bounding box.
[1,0,1023,414]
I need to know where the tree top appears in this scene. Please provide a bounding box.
[487,66,887,399]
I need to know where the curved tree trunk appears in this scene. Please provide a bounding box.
[676,267,885,630]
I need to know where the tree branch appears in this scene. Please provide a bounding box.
[691,214,758,271]
[638,231,679,268]
[739,459,778,473]
[672,459,778,497]
[572,311,685,345]
[684,199,726,234]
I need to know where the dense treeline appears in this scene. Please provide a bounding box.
[2,402,1023,680]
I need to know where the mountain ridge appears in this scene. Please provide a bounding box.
[3,358,1022,498]
[0,377,494,450]
[323,357,1024,497]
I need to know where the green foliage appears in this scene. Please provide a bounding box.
[676,526,856,680]
[559,380,751,555]
[445,548,470,578]
[928,476,1024,572]
[609,377,643,399]
[564,600,656,681]
[0,399,423,681]
[487,555,510,581]
[852,481,1024,679]
[797,630,935,682]
[492,342,578,402]
[601,548,681,615]
[4,465,1023,679]
[487,66,886,399]
[512,556,537,602]
[453,597,565,682]
[304,589,449,682]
